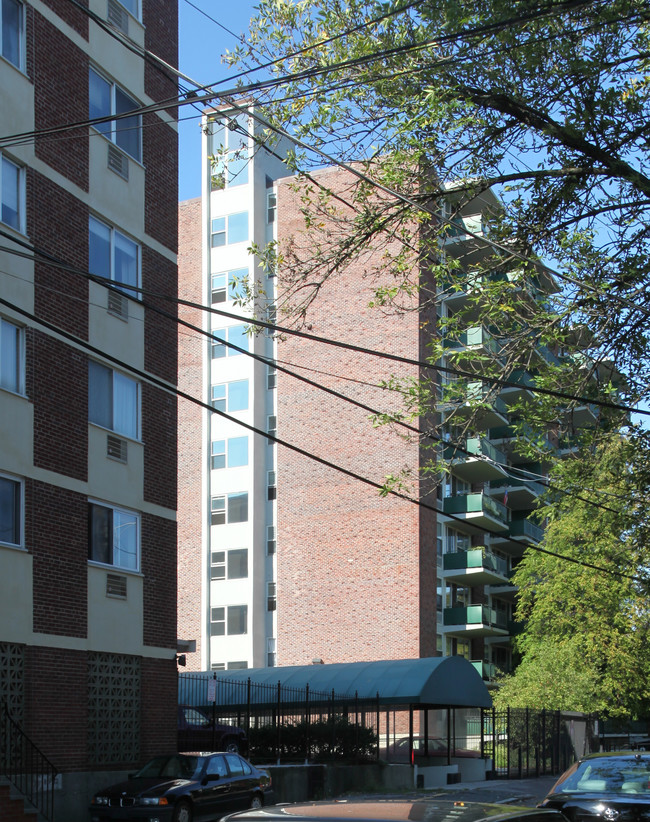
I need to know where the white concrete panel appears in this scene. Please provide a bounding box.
[88,1,146,100]
[88,136,145,237]
[87,563,144,653]
[0,547,33,642]
[0,253,34,314]
[87,424,144,508]
[0,390,33,472]
[88,282,145,370]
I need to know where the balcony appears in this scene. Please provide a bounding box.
[443,436,508,482]
[442,605,509,638]
[489,424,554,464]
[489,473,546,509]
[471,660,500,681]
[442,492,509,533]
[499,369,536,405]
[491,517,544,554]
[443,326,502,361]
[441,548,510,586]
[442,382,509,429]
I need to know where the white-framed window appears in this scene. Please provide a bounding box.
[211,436,248,469]
[89,66,141,162]
[210,605,248,636]
[0,317,24,394]
[210,548,248,581]
[266,525,276,555]
[211,325,249,358]
[266,191,277,224]
[88,361,140,440]
[267,637,276,667]
[88,501,139,571]
[89,216,140,297]
[0,472,22,547]
[1,0,23,70]
[211,380,248,413]
[267,415,277,440]
[210,493,248,525]
[209,113,249,189]
[211,268,248,304]
[267,365,277,390]
[1,154,24,232]
[267,470,277,501]
[115,0,139,19]
[267,582,276,612]
[210,212,248,247]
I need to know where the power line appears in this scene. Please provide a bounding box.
[0,291,642,584]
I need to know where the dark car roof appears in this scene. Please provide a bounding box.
[223,798,565,822]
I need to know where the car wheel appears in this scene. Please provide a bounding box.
[224,738,239,753]
[250,794,263,809]
[173,799,193,822]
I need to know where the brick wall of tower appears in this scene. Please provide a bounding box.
[33,10,89,190]
[177,198,205,669]
[274,167,437,665]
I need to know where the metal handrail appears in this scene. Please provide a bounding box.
[1,702,58,821]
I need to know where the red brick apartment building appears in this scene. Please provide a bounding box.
[0,1,178,818]
[178,108,550,681]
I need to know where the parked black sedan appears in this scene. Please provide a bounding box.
[539,752,650,821]
[89,752,273,822]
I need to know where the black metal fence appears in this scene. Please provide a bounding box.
[179,672,380,762]
[482,707,599,778]
[1,702,58,821]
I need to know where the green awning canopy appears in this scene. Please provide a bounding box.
[180,657,492,710]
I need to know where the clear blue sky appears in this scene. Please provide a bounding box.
[178,0,258,202]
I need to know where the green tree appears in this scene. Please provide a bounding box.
[494,432,650,717]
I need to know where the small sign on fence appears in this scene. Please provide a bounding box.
[207,678,216,703]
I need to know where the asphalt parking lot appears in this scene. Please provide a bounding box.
[434,775,559,806]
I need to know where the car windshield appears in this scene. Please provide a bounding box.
[134,755,200,780]
[553,757,650,796]
[183,707,211,727]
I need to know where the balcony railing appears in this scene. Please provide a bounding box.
[509,518,544,542]
[443,326,501,358]
[443,605,508,630]
[443,548,509,577]
[443,492,508,527]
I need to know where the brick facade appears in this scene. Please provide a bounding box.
[274,167,438,665]
[0,2,178,808]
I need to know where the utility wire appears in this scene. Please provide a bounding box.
[0,226,642,416]
[0,291,642,584]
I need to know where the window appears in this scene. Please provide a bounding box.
[227,661,248,670]
[267,415,277,439]
[267,471,277,501]
[210,493,248,525]
[89,216,140,297]
[228,605,247,635]
[210,606,247,636]
[0,317,23,394]
[211,268,248,304]
[267,582,276,611]
[211,380,248,413]
[267,637,276,667]
[211,437,248,469]
[1,0,23,69]
[210,548,248,581]
[210,662,226,671]
[88,361,140,439]
[267,525,276,555]
[210,114,249,189]
[211,438,247,469]
[211,325,249,358]
[89,67,141,161]
[210,212,248,247]
[0,473,21,547]
[267,365,277,390]
[1,154,24,232]
[88,502,139,571]
[266,191,277,224]
[115,0,139,17]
